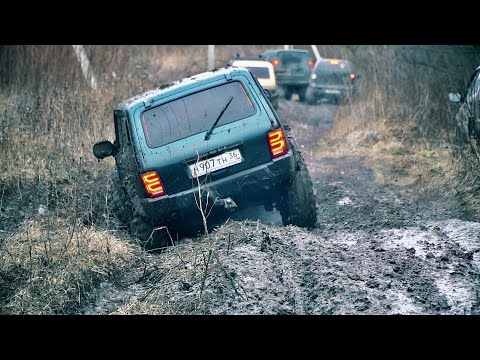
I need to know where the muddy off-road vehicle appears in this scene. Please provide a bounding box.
[93,67,317,250]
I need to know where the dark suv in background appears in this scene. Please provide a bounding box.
[306,58,360,105]
[260,49,315,102]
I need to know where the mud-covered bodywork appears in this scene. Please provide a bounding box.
[94,67,316,248]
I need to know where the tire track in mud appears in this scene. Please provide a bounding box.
[206,229,306,315]
[270,100,480,314]
[266,231,306,314]
[203,220,480,314]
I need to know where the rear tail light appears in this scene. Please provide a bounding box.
[267,129,287,158]
[272,58,280,69]
[141,171,166,198]
[308,59,315,70]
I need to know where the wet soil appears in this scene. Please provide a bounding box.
[78,99,480,314]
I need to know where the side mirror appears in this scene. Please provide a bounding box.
[448,92,462,103]
[93,140,118,159]
[263,88,272,101]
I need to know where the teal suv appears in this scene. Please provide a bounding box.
[93,67,317,250]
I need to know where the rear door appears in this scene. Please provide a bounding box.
[277,51,311,84]
[133,75,276,195]
[313,60,354,90]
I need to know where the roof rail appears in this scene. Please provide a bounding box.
[231,54,267,61]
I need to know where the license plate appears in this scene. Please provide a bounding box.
[325,89,341,94]
[189,149,243,178]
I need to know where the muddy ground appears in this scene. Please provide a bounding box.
[78,98,480,315]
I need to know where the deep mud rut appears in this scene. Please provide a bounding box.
[83,99,480,315]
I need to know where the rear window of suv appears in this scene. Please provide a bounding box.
[141,81,256,148]
[315,60,352,74]
[278,51,310,67]
[246,66,270,79]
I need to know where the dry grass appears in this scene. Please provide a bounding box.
[1,45,479,314]
[109,219,268,315]
[0,218,137,314]
[0,70,117,314]
[317,90,479,221]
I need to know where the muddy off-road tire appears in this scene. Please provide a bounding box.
[305,87,316,105]
[110,170,169,251]
[130,209,170,251]
[280,140,317,228]
[298,87,307,102]
[284,87,293,100]
[455,109,480,160]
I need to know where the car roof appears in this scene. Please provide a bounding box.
[230,55,268,61]
[263,49,310,55]
[231,59,274,69]
[116,67,252,111]
[317,58,351,64]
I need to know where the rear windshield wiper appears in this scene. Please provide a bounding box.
[204,96,233,141]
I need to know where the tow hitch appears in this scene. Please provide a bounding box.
[214,197,237,211]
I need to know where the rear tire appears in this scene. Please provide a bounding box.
[130,210,170,251]
[110,170,170,251]
[305,87,316,105]
[298,87,307,102]
[280,142,317,228]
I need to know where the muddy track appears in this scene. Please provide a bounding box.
[82,99,480,315]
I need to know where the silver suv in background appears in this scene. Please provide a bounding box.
[306,59,360,105]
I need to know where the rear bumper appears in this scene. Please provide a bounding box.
[277,80,309,87]
[140,152,292,222]
[308,84,351,98]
